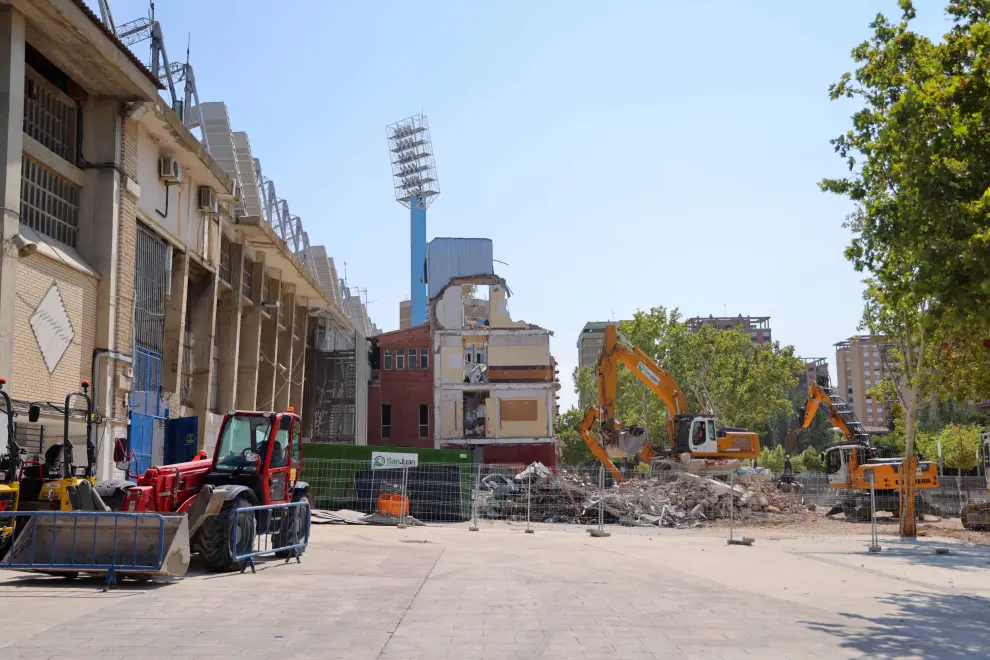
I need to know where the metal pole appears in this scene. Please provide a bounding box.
[525,473,534,534]
[397,467,408,529]
[589,466,610,537]
[469,466,480,531]
[869,472,880,553]
[726,472,753,546]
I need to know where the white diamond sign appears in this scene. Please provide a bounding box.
[29,281,75,374]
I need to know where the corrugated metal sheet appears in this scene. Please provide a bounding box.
[426,238,494,299]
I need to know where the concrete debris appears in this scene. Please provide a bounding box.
[480,462,807,528]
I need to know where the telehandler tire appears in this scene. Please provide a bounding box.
[199,495,255,572]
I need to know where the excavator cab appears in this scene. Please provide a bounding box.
[673,414,718,455]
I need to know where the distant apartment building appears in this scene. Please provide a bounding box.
[835,336,889,432]
[686,315,772,346]
[399,300,411,329]
[578,322,609,369]
[799,358,830,392]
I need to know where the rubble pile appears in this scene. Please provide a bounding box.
[480,463,807,528]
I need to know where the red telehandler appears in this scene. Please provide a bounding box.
[96,409,310,573]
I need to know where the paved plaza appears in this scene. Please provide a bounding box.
[1,523,989,659]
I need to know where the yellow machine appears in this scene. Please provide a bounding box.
[0,379,20,554]
[578,325,760,481]
[961,431,990,531]
[790,376,939,521]
[15,381,99,513]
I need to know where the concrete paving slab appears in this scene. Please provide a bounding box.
[1,524,988,659]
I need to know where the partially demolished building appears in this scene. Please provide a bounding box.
[428,238,559,465]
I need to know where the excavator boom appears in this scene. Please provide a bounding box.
[787,377,871,453]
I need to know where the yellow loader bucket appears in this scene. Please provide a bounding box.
[0,511,190,585]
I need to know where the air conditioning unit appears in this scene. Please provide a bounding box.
[159,156,182,183]
[198,186,218,214]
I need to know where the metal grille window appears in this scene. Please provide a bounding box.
[20,154,80,246]
[180,300,194,407]
[23,66,76,162]
[134,224,169,352]
[242,257,253,300]
[210,314,220,412]
[219,234,232,284]
[278,290,287,327]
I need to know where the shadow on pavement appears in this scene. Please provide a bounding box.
[0,571,170,592]
[870,537,990,572]
[804,590,990,659]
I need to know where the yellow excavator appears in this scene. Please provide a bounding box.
[789,375,940,521]
[578,325,760,482]
[961,431,990,531]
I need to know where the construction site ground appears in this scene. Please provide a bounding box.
[1,523,988,660]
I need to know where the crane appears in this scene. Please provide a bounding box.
[577,325,760,482]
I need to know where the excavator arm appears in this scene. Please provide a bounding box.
[578,325,688,480]
[786,379,867,453]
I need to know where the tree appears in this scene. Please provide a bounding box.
[821,1,990,534]
[914,424,982,469]
[553,407,592,464]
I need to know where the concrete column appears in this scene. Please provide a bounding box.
[354,329,369,446]
[256,273,280,411]
[77,98,123,352]
[216,240,243,412]
[0,6,25,382]
[288,304,307,415]
[162,250,189,412]
[189,267,218,445]
[236,251,264,410]
[273,287,294,411]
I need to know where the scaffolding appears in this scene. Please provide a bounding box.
[305,316,357,445]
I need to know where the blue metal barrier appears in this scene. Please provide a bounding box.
[0,510,172,590]
[232,501,311,574]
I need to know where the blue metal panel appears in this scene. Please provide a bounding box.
[165,416,199,465]
[130,345,166,475]
[410,195,427,326]
[425,237,494,300]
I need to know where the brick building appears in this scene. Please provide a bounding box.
[368,325,434,448]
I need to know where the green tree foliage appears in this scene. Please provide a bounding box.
[914,423,983,469]
[573,306,804,448]
[754,445,826,473]
[821,2,990,489]
[553,407,593,464]
[794,445,826,473]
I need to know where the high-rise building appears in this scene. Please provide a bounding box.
[577,322,615,369]
[835,335,889,431]
[686,315,772,346]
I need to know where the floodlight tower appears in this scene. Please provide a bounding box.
[387,115,439,327]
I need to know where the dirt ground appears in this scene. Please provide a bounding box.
[708,507,990,545]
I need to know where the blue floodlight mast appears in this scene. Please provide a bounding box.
[387,115,440,327]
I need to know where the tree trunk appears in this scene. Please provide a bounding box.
[900,384,918,537]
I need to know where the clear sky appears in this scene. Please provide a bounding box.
[94,0,950,411]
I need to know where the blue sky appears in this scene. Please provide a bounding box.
[94,0,951,411]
